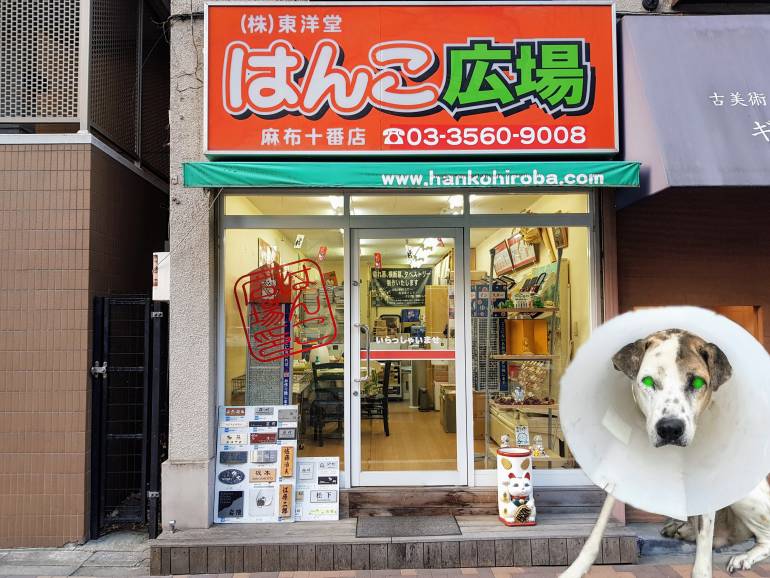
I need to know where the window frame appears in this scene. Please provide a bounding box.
[218,190,599,488]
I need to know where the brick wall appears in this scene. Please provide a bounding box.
[0,144,91,547]
[0,143,167,547]
[616,188,770,348]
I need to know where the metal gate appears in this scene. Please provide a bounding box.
[90,296,168,539]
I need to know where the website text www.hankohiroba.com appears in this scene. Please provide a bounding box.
[380,169,605,187]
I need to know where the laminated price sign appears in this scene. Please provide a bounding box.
[205,2,617,156]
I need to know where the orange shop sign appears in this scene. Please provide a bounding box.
[205,2,617,156]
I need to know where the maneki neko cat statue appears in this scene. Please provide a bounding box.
[497,434,537,526]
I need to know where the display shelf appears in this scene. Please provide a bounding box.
[531,449,570,465]
[492,307,559,314]
[485,445,569,467]
[491,402,558,413]
[482,247,566,472]
[489,354,556,361]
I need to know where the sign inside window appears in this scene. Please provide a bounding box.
[371,268,433,307]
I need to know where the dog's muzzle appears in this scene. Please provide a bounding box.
[655,417,686,446]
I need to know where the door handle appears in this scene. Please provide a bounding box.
[354,322,371,382]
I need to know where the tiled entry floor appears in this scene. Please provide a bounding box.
[150,514,638,575]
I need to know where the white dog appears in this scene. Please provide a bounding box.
[560,329,770,578]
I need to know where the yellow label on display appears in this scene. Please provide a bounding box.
[249,468,277,483]
[280,446,295,477]
[279,483,293,518]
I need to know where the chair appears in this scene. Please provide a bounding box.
[309,362,344,447]
[361,360,390,437]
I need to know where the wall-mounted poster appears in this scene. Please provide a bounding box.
[371,268,432,307]
[295,457,340,522]
[493,241,514,276]
[258,238,278,267]
[214,405,298,523]
[508,234,537,270]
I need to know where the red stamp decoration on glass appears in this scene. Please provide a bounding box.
[234,259,337,362]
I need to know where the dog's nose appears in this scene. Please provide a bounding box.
[655,418,685,444]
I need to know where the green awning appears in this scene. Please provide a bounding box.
[183,161,639,189]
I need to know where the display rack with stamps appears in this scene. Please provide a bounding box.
[215,405,299,523]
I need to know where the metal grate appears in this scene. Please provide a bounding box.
[91,296,169,537]
[472,317,505,392]
[140,5,170,179]
[89,0,169,177]
[101,300,148,525]
[0,0,80,121]
[90,0,139,155]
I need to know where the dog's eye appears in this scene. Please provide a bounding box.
[641,376,655,388]
[690,376,706,390]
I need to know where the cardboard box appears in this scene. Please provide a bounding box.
[433,365,449,383]
[473,391,487,419]
[474,414,486,439]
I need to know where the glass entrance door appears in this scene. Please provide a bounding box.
[350,228,467,486]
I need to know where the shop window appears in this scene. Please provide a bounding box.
[350,194,464,215]
[470,193,588,214]
[225,194,345,216]
[224,228,345,467]
[470,225,591,472]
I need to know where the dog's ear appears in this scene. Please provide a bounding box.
[699,342,732,390]
[612,338,647,380]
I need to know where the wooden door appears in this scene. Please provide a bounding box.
[709,306,762,340]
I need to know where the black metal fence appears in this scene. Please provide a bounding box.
[90,296,168,539]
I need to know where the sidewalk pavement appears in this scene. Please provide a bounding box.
[0,531,149,576]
